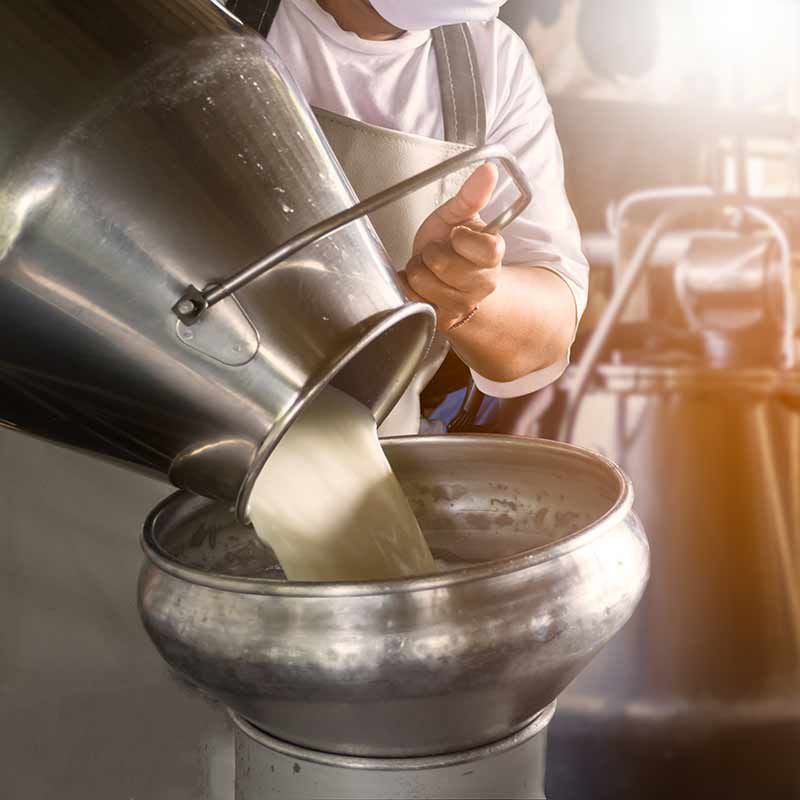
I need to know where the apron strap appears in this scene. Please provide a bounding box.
[431,25,487,146]
[428,29,488,429]
[226,0,282,36]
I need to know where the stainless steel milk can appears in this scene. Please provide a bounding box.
[0,0,530,516]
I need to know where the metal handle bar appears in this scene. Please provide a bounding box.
[173,143,532,324]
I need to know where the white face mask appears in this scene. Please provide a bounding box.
[369,0,507,32]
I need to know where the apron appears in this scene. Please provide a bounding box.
[233,0,487,435]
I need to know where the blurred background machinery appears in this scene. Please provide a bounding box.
[500,2,800,797]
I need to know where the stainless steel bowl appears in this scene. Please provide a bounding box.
[138,435,649,757]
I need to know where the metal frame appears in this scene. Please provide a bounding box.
[561,190,796,442]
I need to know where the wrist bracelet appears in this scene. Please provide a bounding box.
[448,305,480,332]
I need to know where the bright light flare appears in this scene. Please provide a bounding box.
[696,0,779,67]
[658,0,800,110]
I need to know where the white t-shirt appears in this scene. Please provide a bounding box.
[247,0,589,397]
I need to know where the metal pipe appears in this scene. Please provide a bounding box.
[563,194,798,442]
[742,204,795,368]
[607,185,714,237]
[562,207,686,442]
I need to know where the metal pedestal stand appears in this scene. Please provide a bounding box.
[231,703,555,800]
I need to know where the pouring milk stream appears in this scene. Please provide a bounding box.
[248,386,435,581]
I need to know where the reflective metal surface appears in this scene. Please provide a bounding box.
[552,365,800,799]
[547,190,800,799]
[139,435,650,758]
[231,705,554,800]
[0,0,435,512]
[562,192,795,442]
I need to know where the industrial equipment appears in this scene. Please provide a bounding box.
[547,187,800,799]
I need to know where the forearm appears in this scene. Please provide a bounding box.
[402,163,581,385]
[447,266,577,383]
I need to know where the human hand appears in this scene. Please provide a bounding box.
[399,163,505,332]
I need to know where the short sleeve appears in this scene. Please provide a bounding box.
[468,21,589,397]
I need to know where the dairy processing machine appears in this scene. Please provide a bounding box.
[546,188,800,799]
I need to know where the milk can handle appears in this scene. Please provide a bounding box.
[173,143,532,324]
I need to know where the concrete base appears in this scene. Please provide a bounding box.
[231,704,554,800]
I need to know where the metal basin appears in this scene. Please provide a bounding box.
[138,435,649,757]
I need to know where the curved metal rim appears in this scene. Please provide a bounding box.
[143,435,635,598]
[228,702,557,770]
[233,301,436,521]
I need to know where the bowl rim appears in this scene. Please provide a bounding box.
[141,434,635,598]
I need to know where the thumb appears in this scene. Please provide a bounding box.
[412,162,499,254]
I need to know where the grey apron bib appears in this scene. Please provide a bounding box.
[317,111,473,436]
[234,0,487,435]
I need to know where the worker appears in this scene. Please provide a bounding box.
[227,0,588,434]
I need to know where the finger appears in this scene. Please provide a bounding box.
[434,162,499,228]
[397,271,429,306]
[405,255,474,314]
[413,162,499,253]
[420,240,499,294]
[453,217,487,233]
[450,226,506,269]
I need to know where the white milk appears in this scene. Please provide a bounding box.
[248,385,435,582]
